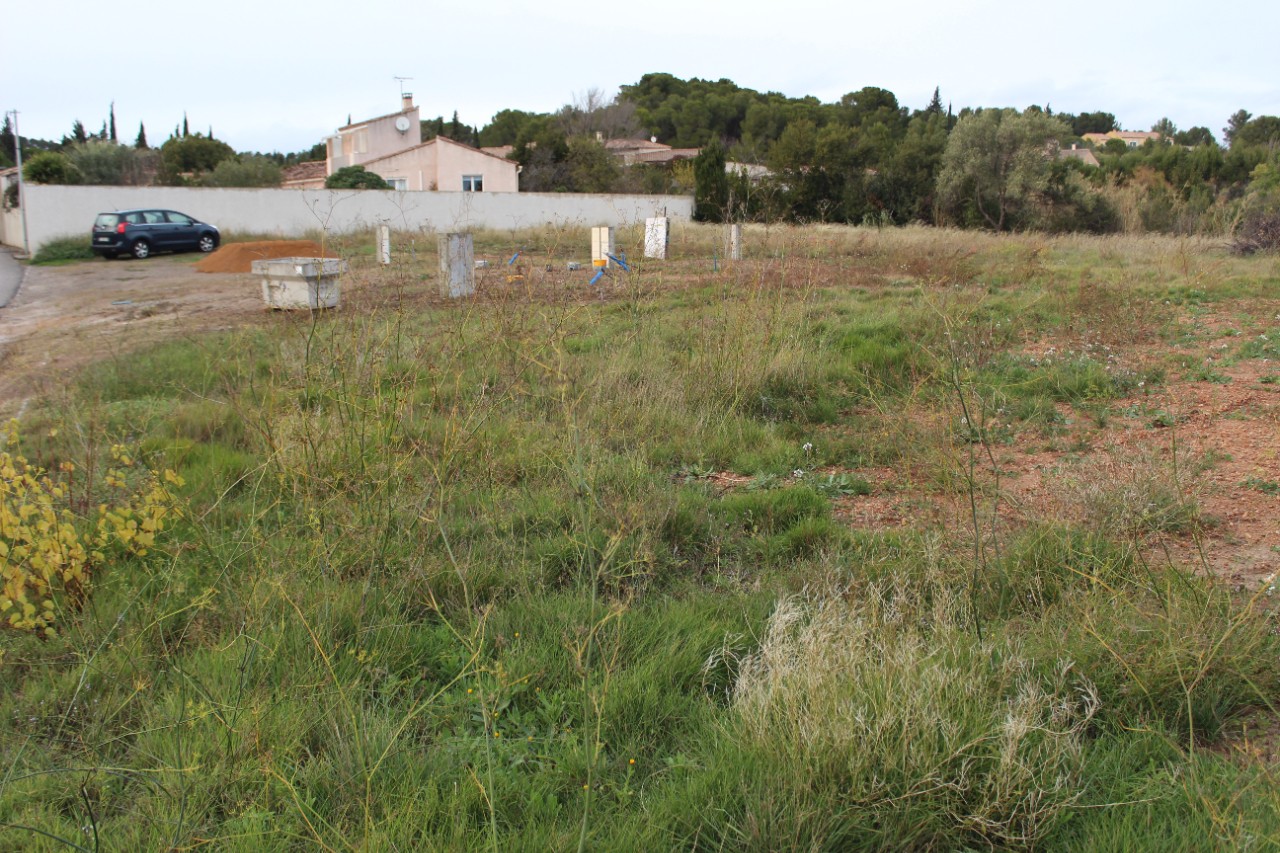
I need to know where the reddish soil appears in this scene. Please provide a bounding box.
[195,240,337,274]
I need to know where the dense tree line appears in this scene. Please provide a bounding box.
[10,84,1280,241]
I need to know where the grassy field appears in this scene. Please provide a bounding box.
[3,223,1280,850]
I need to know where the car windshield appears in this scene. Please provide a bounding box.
[94,214,120,228]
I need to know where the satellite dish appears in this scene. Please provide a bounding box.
[395,116,411,133]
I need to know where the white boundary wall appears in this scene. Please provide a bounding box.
[1,185,693,253]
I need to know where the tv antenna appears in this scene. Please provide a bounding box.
[394,76,414,98]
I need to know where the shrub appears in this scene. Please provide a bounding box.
[204,154,283,188]
[325,166,390,190]
[31,235,94,264]
[0,421,184,635]
[22,151,81,184]
[1232,209,1280,254]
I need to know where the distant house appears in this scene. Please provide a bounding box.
[1082,130,1162,149]
[318,94,518,192]
[281,161,326,190]
[1058,144,1100,167]
[603,136,700,166]
[361,136,519,192]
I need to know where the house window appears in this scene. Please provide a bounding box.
[462,175,483,192]
[386,178,407,191]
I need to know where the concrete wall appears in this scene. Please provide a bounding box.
[1,206,22,252]
[1,185,693,253]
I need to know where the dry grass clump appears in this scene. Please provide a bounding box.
[728,583,1097,848]
[1049,445,1201,537]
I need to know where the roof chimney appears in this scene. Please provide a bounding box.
[402,92,414,111]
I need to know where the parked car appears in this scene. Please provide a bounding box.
[91,209,220,259]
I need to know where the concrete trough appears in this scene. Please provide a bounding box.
[252,257,347,310]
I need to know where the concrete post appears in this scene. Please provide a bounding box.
[377,224,391,265]
[728,223,743,261]
[438,233,475,297]
[644,216,668,259]
[591,226,614,268]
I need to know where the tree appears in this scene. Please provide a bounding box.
[1070,111,1117,136]
[925,87,944,116]
[182,113,189,137]
[65,140,149,184]
[324,165,389,189]
[1174,127,1216,147]
[204,155,283,187]
[478,109,547,147]
[1151,117,1178,139]
[0,115,14,168]
[23,151,82,184]
[564,137,619,193]
[67,119,88,145]
[555,88,641,140]
[109,102,117,143]
[936,108,1071,231]
[693,139,729,221]
[136,122,148,150]
[835,87,907,132]
[512,122,571,191]
[158,134,235,183]
[1225,110,1252,146]
[1235,115,1280,149]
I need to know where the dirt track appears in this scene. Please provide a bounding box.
[0,256,262,412]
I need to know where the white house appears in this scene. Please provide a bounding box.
[320,95,519,192]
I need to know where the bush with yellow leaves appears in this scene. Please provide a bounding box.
[1,420,184,636]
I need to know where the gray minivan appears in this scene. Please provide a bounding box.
[91,209,220,259]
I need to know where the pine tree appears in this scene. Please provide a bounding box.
[109,102,117,142]
[136,122,148,149]
[0,115,15,167]
[71,119,87,144]
[927,87,943,115]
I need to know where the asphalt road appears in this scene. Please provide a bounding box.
[0,248,22,309]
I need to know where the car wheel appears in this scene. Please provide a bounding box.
[131,239,151,259]
[198,233,217,253]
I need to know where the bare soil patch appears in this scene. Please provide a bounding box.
[195,240,338,274]
[0,256,264,412]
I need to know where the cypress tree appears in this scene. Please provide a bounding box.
[109,102,117,142]
[693,140,729,222]
[136,122,148,149]
[927,87,943,115]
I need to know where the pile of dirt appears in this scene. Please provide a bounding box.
[196,241,339,274]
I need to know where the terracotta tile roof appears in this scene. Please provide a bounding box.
[361,135,517,167]
[282,161,327,187]
[605,138,671,152]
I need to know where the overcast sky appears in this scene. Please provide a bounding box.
[5,0,1277,154]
